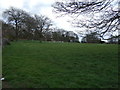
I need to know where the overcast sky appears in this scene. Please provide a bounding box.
[0,0,81,34]
[0,0,118,41]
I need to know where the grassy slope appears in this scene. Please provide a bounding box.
[2,41,118,88]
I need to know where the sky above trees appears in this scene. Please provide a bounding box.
[0,0,119,41]
[0,0,78,32]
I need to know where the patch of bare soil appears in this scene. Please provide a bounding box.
[2,81,12,88]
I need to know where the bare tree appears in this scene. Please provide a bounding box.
[3,7,29,40]
[52,0,120,40]
[21,13,37,40]
[34,15,52,32]
[34,15,52,41]
[3,7,54,41]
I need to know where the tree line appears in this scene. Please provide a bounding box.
[2,7,79,43]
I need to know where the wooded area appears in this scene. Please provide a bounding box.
[2,7,79,45]
[1,0,120,45]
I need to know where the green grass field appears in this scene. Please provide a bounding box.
[2,40,118,88]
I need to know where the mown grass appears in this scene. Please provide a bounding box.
[2,40,118,88]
